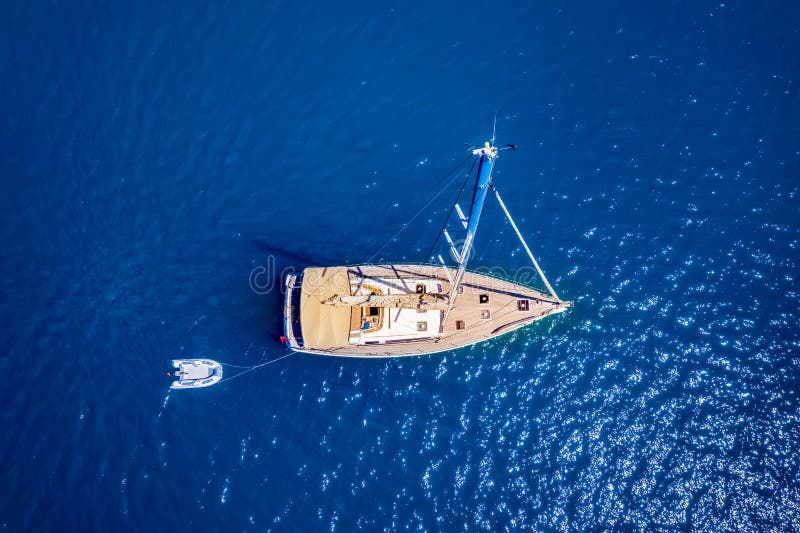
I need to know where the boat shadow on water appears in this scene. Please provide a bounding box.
[248,239,346,344]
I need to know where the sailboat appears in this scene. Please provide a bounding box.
[282,136,571,357]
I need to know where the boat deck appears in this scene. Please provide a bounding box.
[284,264,569,357]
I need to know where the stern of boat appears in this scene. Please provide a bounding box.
[283,273,304,350]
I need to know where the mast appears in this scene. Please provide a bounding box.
[446,141,498,311]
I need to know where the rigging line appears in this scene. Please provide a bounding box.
[218,362,258,369]
[216,351,296,385]
[424,157,477,261]
[491,186,561,302]
[365,155,472,264]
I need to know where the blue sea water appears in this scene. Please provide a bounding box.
[2,1,799,530]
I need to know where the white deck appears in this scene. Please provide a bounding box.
[350,277,442,345]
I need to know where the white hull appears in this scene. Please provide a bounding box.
[171,359,223,389]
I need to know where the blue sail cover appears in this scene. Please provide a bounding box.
[450,145,496,298]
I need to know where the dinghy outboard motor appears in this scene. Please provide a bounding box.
[169,359,223,389]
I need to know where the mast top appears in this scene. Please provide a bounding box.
[472,141,498,159]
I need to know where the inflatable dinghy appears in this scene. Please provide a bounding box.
[170,359,223,389]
